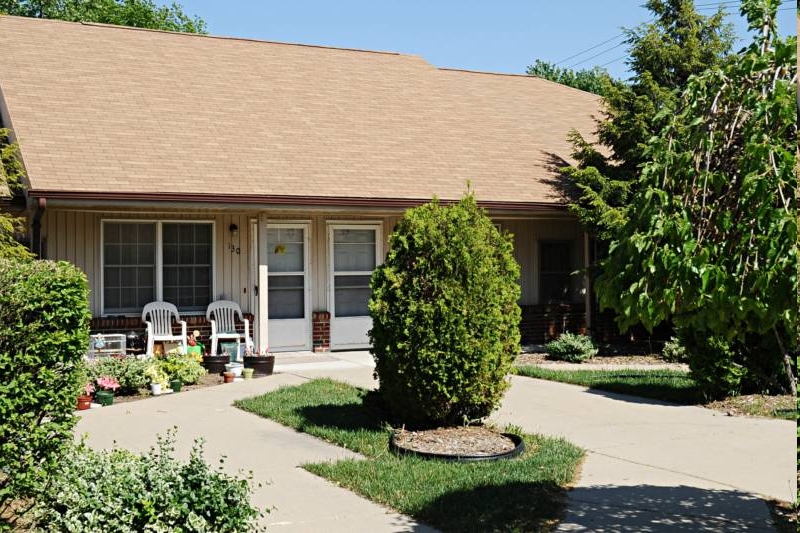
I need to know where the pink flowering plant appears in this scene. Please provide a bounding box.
[95,376,120,392]
[84,382,95,396]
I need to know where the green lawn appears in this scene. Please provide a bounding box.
[515,366,702,404]
[235,379,584,533]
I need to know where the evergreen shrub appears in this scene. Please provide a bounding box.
[544,333,597,363]
[369,195,521,427]
[0,259,90,522]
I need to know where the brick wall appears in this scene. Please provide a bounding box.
[312,311,331,352]
[90,313,254,352]
[519,304,587,345]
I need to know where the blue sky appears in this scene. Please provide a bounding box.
[177,1,797,80]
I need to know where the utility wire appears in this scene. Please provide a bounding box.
[567,41,628,69]
[554,33,627,65]
[554,1,792,70]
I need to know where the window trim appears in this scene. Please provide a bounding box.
[100,219,216,316]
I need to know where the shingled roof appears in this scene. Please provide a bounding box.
[0,15,602,208]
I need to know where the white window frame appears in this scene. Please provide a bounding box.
[100,219,216,316]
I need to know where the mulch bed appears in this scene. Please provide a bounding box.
[516,353,673,366]
[393,426,515,456]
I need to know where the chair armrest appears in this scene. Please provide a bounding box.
[179,320,187,338]
[209,319,217,337]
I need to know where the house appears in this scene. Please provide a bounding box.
[0,15,606,353]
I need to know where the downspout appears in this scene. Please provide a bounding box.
[31,197,45,258]
[583,231,592,334]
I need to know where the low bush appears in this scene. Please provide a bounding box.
[158,353,207,384]
[661,337,688,363]
[31,430,265,532]
[545,333,597,363]
[85,356,149,395]
[0,259,90,523]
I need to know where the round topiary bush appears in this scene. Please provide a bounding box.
[545,333,597,363]
[369,195,521,427]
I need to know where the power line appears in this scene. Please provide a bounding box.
[567,41,628,69]
[598,55,627,68]
[555,33,627,65]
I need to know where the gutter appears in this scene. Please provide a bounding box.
[31,197,45,258]
[26,190,569,212]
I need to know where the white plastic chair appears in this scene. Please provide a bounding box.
[142,301,187,357]
[206,300,253,361]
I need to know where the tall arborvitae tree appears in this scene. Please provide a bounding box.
[565,0,734,240]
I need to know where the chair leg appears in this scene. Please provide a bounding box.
[211,337,218,357]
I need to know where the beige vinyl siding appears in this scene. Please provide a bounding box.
[41,207,584,318]
[500,218,585,305]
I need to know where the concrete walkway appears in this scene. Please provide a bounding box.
[75,352,795,532]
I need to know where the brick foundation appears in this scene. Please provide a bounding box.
[312,311,331,352]
[90,313,254,353]
[519,304,671,353]
[519,304,588,345]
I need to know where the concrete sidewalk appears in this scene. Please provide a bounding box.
[493,376,795,532]
[75,352,795,532]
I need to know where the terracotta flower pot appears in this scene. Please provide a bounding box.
[76,394,92,411]
[223,372,235,383]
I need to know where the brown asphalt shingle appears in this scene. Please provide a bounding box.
[0,16,602,205]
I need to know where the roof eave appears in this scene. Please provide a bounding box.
[27,190,569,212]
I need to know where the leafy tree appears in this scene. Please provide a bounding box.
[595,0,797,397]
[565,0,734,240]
[369,195,521,427]
[0,0,206,33]
[0,129,33,260]
[526,59,615,97]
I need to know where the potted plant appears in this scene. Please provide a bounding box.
[94,376,120,406]
[242,367,254,379]
[170,378,183,392]
[223,371,235,383]
[243,347,275,376]
[77,382,94,410]
[145,364,169,396]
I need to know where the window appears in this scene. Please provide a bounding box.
[162,223,212,312]
[332,227,377,317]
[267,226,306,319]
[539,241,572,303]
[102,221,213,315]
[103,222,156,313]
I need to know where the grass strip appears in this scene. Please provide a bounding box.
[515,366,702,404]
[236,378,583,533]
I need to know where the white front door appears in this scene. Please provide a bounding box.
[266,224,311,351]
[328,224,381,350]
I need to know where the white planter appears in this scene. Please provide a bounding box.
[151,383,162,396]
[224,362,244,377]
